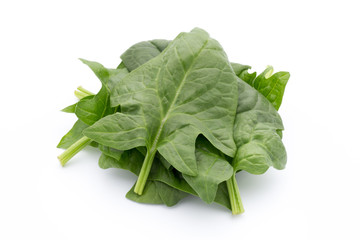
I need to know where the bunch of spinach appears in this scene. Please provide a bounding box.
[57,28,289,214]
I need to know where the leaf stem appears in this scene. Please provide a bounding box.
[57,136,92,166]
[74,86,94,99]
[74,90,89,99]
[226,173,245,215]
[134,149,157,195]
[77,86,94,96]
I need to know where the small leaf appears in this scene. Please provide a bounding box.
[126,181,188,207]
[240,66,289,110]
[75,86,113,125]
[61,103,77,113]
[98,149,143,174]
[57,120,89,149]
[183,138,233,204]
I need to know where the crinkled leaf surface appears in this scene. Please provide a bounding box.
[232,79,287,174]
[84,28,238,176]
[183,138,233,203]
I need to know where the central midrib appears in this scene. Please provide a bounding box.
[147,38,209,157]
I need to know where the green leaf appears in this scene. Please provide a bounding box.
[214,182,231,210]
[75,59,128,126]
[98,144,123,161]
[239,66,289,110]
[57,120,89,149]
[233,79,287,174]
[149,157,196,195]
[158,154,172,170]
[84,29,238,196]
[126,181,188,207]
[183,138,233,203]
[61,103,77,113]
[98,149,143,173]
[121,40,171,71]
[75,86,113,125]
[231,63,252,76]
[116,62,126,69]
[126,181,163,205]
[149,39,171,51]
[99,148,232,210]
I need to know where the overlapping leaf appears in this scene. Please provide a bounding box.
[57,28,289,213]
[232,63,290,110]
[84,28,239,178]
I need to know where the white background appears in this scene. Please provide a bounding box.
[1,0,359,239]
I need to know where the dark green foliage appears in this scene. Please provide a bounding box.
[57,28,289,214]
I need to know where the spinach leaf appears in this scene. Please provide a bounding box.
[232,64,289,110]
[57,120,89,149]
[99,148,232,210]
[183,137,233,204]
[221,78,287,214]
[61,103,77,113]
[121,39,171,71]
[84,28,239,195]
[98,144,123,161]
[233,79,286,174]
[57,28,289,214]
[126,181,188,207]
[57,60,129,166]
[75,59,128,125]
[98,149,143,174]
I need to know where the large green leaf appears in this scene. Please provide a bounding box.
[233,79,286,174]
[84,28,238,183]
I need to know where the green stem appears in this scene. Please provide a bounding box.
[77,86,94,96]
[57,136,92,166]
[226,173,245,215]
[134,149,157,195]
[74,90,89,99]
